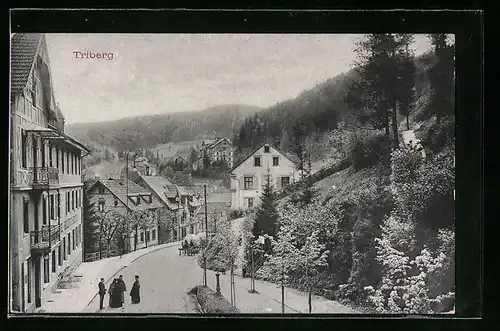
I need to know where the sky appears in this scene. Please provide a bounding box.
[45,34,433,124]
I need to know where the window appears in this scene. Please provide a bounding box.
[98,200,105,212]
[152,229,156,240]
[72,229,76,250]
[66,153,69,174]
[43,257,49,284]
[281,176,290,188]
[56,147,59,169]
[61,150,65,173]
[21,131,27,168]
[50,195,54,220]
[43,196,47,225]
[273,156,279,166]
[264,145,270,153]
[98,186,105,194]
[146,231,150,242]
[140,232,144,243]
[136,196,141,205]
[72,191,75,210]
[148,195,152,203]
[23,200,29,233]
[66,192,69,213]
[254,156,261,167]
[49,144,53,167]
[63,238,66,260]
[244,176,254,190]
[58,194,60,218]
[51,250,56,273]
[58,246,62,266]
[68,233,71,255]
[247,197,254,208]
[114,199,118,207]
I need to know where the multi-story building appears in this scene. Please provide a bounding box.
[9,33,90,312]
[229,142,299,211]
[198,137,235,169]
[125,158,204,242]
[86,176,164,256]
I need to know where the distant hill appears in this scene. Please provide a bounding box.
[66,104,261,152]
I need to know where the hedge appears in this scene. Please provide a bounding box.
[188,285,240,314]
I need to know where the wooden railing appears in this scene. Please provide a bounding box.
[30,224,60,253]
[29,167,59,187]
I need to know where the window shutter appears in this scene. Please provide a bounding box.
[277,177,282,189]
[240,177,244,190]
[254,175,258,189]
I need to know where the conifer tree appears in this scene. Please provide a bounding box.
[253,169,279,245]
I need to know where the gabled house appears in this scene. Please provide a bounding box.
[86,178,164,254]
[229,141,300,210]
[9,33,90,312]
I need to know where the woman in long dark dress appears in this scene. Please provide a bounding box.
[108,278,116,306]
[110,279,122,308]
[130,275,140,304]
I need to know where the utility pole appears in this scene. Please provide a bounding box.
[203,184,208,287]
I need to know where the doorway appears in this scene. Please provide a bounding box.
[34,258,41,308]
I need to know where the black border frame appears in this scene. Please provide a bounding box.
[6,8,483,331]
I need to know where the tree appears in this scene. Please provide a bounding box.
[253,169,279,243]
[114,213,131,257]
[189,147,199,166]
[82,183,99,259]
[395,34,417,130]
[95,207,121,258]
[348,34,416,148]
[139,210,157,248]
[428,34,455,124]
[291,119,307,177]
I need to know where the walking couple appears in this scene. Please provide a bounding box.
[98,275,140,310]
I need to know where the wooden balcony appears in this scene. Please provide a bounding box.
[30,225,60,255]
[29,167,59,189]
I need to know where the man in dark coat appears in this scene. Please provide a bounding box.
[130,275,141,304]
[117,275,127,307]
[98,278,106,310]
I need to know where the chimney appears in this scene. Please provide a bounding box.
[95,175,101,181]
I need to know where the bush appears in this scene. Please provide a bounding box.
[419,116,455,154]
[229,209,244,220]
[188,286,239,314]
[349,131,393,170]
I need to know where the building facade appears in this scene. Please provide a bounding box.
[198,138,235,169]
[125,158,204,242]
[9,33,90,312]
[86,177,164,257]
[229,142,299,210]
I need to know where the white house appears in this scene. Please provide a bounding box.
[229,142,299,210]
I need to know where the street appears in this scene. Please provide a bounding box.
[88,244,358,314]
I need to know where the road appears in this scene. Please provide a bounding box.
[92,245,203,314]
[89,244,358,314]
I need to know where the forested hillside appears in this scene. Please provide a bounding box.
[236,34,455,314]
[66,104,261,152]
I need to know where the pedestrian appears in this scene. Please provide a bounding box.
[118,275,127,307]
[110,279,121,308]
[108,278,117,307]
[130,275,140,304]
[98,278,106,310]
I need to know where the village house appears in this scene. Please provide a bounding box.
[229,142,300,210]
[9,33,90,312]
[198,137,235,169]
[86,176,164,257]
[125,158,204,242]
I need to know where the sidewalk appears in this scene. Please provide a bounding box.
[204,265,359,314]
[40,241,181,313]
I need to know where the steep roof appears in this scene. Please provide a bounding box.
[91,178,163,211]
[139,175,180,210]
[10,33,42,93]
[229,141,297,173]
[208,137,232,149]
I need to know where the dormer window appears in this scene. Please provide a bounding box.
[128,196,138,205]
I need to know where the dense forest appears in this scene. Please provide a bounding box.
[66,104,261,152]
